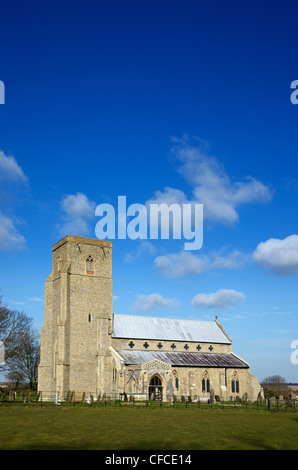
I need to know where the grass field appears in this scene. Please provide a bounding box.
[0,405,298,450]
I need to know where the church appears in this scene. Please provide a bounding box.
[38,235,261,402]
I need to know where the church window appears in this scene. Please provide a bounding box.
[112,363,117,382]
[157,342,163,349]
[184,344,189,350]
[209,345,213,351]
[171,343,176,350]
[143,342,149,349]
[172,370,179,390]
[88,314,91,323]
[86,256,94,275]
[196,344,201,351]
[128,341,135,348]
[231,379,240,393]
[202,372,210,393]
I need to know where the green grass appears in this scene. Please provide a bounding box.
[0,405,298,450]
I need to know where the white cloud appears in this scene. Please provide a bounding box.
[0,212,26,251]
[253,234,298,275]
[0,151,28,183]
[0,151,28,251]
[58,192,96,237]
[154,251,209,278]
[210,248,250,270]
[154,247,248,279]
[131,293,178,312]
[191,289,245,309]
[124,241,156,263]
[28,297,44,302]
[147,136,273,226]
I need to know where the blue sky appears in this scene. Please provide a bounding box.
[1,0,298,382]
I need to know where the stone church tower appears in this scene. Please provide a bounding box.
[38,235,113,397]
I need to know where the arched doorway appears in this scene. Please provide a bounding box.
[148,375,163,401]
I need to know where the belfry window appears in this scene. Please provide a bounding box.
[86,256,94,275]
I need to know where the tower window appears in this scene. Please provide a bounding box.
[86,256,94,275]
[88,314,91,323]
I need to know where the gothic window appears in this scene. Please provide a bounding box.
[202,371,210,393]
[86,256,94,275]
[112,362,117,382]
[172,370,179,390]
[231,372,240,393]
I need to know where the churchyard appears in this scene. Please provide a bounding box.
[0,404,298,450]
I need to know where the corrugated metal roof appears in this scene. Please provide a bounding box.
[112,314,231,344]
[115,349,248,368]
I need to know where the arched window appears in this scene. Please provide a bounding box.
[172,369,179,390]
[202,371,210,393]
[112,361,117,382]
[86,256,94,274]
[231,372,240,393]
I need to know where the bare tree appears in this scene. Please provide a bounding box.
[0,291,33,374]
[6,329,40,389]
[261,375,288,398]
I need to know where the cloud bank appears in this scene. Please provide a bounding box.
[191,289,245,309]
[131,293,178,312]
[253,234,298,275]
[147,136,273,226]
[0,151,28,251]
[58,192,97,237]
